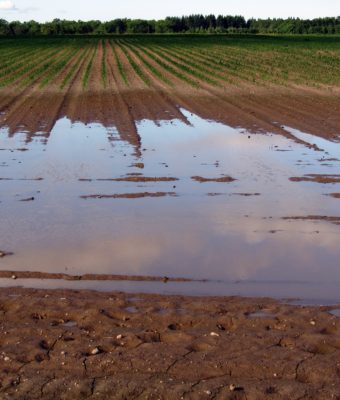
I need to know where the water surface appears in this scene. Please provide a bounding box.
[0,110,339,301]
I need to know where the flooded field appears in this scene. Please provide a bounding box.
[0,110,339,302]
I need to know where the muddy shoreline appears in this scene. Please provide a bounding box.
[0,271,197,282]
[0,287,339,399]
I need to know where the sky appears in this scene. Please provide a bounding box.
[0,0,339,22]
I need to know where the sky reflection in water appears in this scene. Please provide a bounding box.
[0,110,339,299]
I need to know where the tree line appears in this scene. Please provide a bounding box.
[1,15,340,36]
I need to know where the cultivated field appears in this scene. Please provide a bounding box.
[1,35,340,399]
[0,35,340,144]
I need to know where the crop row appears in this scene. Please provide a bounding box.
[0,36,339,92]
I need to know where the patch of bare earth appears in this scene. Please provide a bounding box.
[282,215,340,225]
[80,192,177,199]
[79,176,178,183]
[192,176,236,183]
[290,174,340,184]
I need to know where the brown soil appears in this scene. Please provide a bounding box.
[327,193,340,199]
[80,192,177,200]
[0,287,339,399]
[192,176,236,183]
[231,193,261,197]
[0,178,43,181]
[79,177,179,183]
[318,158,340,162]
[282,215,340,225]
[130,163,145,169]
[290,174,340,184]
[0,271,193,282]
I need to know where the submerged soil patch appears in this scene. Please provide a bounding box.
[290,174,340,184]
[283,215,340,225]
[191,175,236,183]
[79,176,179,183]
[327,193,340,199]
[80,192,177,199]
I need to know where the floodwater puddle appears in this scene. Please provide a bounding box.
[125,306,138,314]
[329,309,340,318]
[62,320,78,328]
[0,110,339,302]
[247,311,276,319]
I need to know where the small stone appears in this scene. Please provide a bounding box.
[210,332,219,337]
[204,390,212,395]
[116,334,123,340]
[11,275,17,280]
[39,340,49,350]
[4,356,10,362]
[310,320,316,326]
[0,251,12,258]
[229,384,244,392]
[90,347,101,355]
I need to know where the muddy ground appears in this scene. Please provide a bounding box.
[0,287,339,399]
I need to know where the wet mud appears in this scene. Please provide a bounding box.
[290,174,340,184]
[191,176,236,183]
[282,215,340,225]
[0,89,339,155]
[0,287,339,399]
[0,271,193,282]
[327,193,340,199]
[80,192,177,200]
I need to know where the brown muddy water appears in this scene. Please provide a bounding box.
[0,110,339,303]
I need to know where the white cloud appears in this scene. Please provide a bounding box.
[0,0,16,10]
